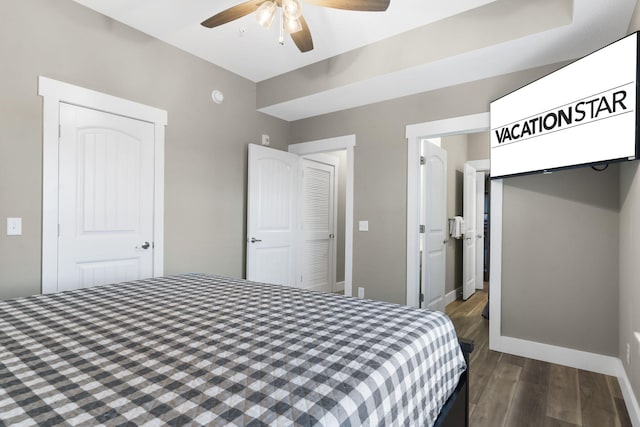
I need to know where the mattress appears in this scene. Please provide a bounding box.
[0,274,466,426]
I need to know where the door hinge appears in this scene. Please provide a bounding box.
[420,156,425,165]
[420,293,424,303]
[419,224,425,233]
[58,124,61,139]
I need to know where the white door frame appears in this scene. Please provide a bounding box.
[299,153,339,292]
[466,159,490,291]
[289,135,355,297]
[38,76,167,294]
[406,113,490,307]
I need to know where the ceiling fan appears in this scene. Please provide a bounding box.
[201,0,390,53]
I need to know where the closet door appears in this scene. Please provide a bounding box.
[299,156,337,292]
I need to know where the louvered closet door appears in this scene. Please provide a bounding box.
[299,158,336,292]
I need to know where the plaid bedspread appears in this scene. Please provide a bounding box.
[0,274,466,426]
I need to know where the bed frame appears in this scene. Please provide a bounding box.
[433,338,474,427]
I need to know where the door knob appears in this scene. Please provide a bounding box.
[250,237,262,243]
[138,241,150,250]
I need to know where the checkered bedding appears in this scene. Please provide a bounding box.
[1,274,466,426]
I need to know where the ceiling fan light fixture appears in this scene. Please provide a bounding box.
[284,16,302,34]
[256,1,277,28]
[282,0,303,20]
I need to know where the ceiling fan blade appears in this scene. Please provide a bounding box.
[201,0,265,28]
[290,15,314,52]
[302,0,390,12]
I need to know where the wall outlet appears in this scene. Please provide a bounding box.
[261,134,270,146]
[7,217,22,236]
[357,287,364,298]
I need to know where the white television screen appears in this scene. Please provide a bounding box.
[490,32,639,179]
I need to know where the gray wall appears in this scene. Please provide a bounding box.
[290,62,568,304]
[467,131,491,161]
[621,0,640,402]
[620,153,640,405]
[501,167,620,355]
[441,135,468,295]
[0,0,289,299]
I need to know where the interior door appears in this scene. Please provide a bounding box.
[475,171,485,290]
[422,141,447,312]
[58,103,155,291]
[299,156,337,292]
[247,144,298,286]
[463,162,478,300]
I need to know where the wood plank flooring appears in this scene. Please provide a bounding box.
[445,286,632,427]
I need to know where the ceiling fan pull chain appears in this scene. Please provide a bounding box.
[278,7,285,45]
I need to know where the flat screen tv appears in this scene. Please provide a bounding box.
[490,32,639,179]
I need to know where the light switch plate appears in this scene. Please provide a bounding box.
[7,217,22,236]
[359,220,369,232]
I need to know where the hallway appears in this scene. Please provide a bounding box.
[446,287,632,427]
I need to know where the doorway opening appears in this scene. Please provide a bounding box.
[406,113,490,309]
[289,135,355,297]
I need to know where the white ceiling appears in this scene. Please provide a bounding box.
[71,0,637,121]
[71,0,495,82]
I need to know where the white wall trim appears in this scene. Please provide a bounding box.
[289,135,355,297]
[467,159,490,171]
[493,335,621,376]
[405,112,491,307]
[618,363,640,427]
[38,76,167,294]
[445,287,461,306]
[334,280,345,292]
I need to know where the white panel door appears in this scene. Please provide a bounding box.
[247,144,298,286]
[299,156,337,292]
[422,142,447,312]
[58,103,155,291]
[463,162,478,300]
[475,171,485,290]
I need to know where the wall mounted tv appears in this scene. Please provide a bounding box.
[490,32,639,179]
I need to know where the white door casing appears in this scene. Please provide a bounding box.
[422,141,447,312]
[39,76,166,295]
[463,162,477,300]
[406,113,490,308]
[299,155,338,292]
[475,171,485,290]
[58,103,155,290]
[247,144,299,286]
[289,135,355,297]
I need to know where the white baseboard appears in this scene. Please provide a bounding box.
[334,281,345,292]
[491,335,620,375]
[445,287,461,306]
[491,335,639,426]
[618,362,640,427]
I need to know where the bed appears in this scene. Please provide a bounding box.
[0,273,472,426]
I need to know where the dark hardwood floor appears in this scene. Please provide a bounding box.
[446,286,632,427]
